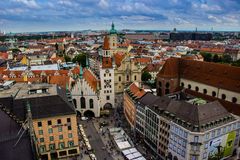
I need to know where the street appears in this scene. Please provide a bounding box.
[80,119,113,160]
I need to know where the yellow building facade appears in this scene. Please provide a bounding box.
[33,115,79,160]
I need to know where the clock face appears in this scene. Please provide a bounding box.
[104,79,111,88]
[105,69,109,73]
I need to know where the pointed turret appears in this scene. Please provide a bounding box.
[79,64,83,79]
[110,22,117,34]
[86,55,89,69]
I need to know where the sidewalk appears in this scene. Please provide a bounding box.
[93,118,125,160]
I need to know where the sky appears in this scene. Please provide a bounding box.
[0,0,239,33]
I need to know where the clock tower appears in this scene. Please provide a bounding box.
[99,23,117,110]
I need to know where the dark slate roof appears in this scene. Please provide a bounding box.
[140,92,235,132]
[0,110,34,160]
[0,84,76,120]
[138,92,159,106]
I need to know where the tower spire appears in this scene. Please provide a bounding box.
[79,64,83,79]
[86,54,89,69]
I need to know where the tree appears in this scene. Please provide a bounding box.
[232,59,240,67]
[64,55,71,62]
[212,54,220,62]
[201,52,212,62]
[222,54,232,63]
[72,53,86,67]
[141,71,152,82]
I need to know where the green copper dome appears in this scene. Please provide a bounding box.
[110,22,117,34]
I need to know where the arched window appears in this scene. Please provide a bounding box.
[73,99,77,108]
[119,76,121,82]
[166,82,170,88]
[195,86,199,92]
[134,75,137,81]
[80,97,86,109]
[232,97,237,103]
[181,82,184,87]
[222,94,226,100]
[188,84,191,89]
[212,91,216,97]
[89,99,94,108]
[203,89,207,94]
[159,81,162,87]
[165,89,170,94]
[127,75,129,81]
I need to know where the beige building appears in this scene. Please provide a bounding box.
[0,83,79,160]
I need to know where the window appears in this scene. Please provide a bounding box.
[166,82,170,88]
[104,74,106,77]
[39,138,44,143]
[49,144,55,150]
[194,136,199,142]
[39,130,43,135]
[212,91,216,97]
[134,75,137,81]
[68,141,74,147]
[232,97,237,103]
[119,76,121,82]
[165,89,170,94]
[80,97,86,108]
[180,82,184,87]
[68,126,72,130]
[222,94,226,100]
[89,99,94,109]
[205,133,209,140]
[188,84,191,89]
[203,89,207,94]
[59,151,67,156]
[38,122,42,127]
[67,118,71,123]
[106,96,110,100]
[159,81,162,87]
[58,126,62,132]
[59,135,63,140]
[109,73,111,76]
[127,75,129,81]
[57,119,61,124]
[59,142,65,149]
[211,130,215,138]
[204,143,208,149]
[48,120,52,126]
[195,86,199,92]
[217,129,221,136]
[40,145,46,153]
[48,128,53,134]
[203,152,207,159]
[68,133,73,138]
[50,136,54,141]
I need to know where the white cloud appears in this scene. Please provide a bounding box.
[58,0,74,6]
[201,4,222,11]
[13,0,39,8]
[208,15,222,23]
[98,0,109,9]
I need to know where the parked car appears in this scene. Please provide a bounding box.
[81,117,88,121]
[89,153,97,160]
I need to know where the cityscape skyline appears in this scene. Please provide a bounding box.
[0,0,239,33]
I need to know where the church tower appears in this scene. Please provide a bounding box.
[99,23,117,109]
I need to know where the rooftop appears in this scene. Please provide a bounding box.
[139,91,235,132]
[0,83,75,120]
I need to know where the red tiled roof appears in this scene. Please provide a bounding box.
[157,58,179,78]
[102,57,112,69]
[49,75,70,89]
[83,69,98,92]
[143,63,162,72]
[132,57,152,64]
[158,57,240,92]
[103,36,110,50]
[114,52,125,67]
[129,83,145,98]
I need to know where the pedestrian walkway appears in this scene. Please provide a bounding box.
[93,118,125,160]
